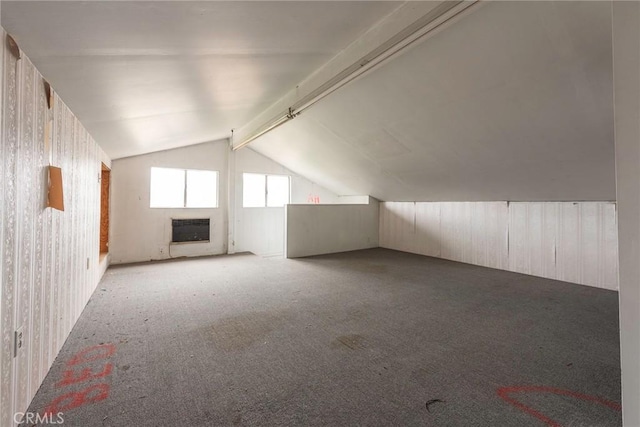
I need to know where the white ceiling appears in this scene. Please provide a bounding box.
[1,1,399,159]
[250,1,616,201]
[2,1,616,202]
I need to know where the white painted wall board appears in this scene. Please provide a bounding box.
[381,201,618,290]
[380,201,414,255]
[578,203,601,287]
[286,198,379,258]
[337,195,370,205]
[0,28,4,424]
[439,202,508,270]
[507,202,528,275]
[440,202,473,265]
[602,203,619,291]
[508,203,557,280]
[612,3,640,424]
[477,202,509,270]
[396,202,416,254]
[237,208,286,257]
[1,35,18,425]
[415,202,441,258]
[556,203,581,285]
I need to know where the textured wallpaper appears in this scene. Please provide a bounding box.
[0,30,109,426]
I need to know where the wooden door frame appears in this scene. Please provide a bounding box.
[100,163,110,255]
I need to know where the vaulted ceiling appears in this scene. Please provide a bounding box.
[2,1,616,201]
[1,1,398,159]
[250,1,615,201]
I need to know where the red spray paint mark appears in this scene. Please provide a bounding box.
[496,385,621,427]
[67,343,115,366]
[43,383,110,415]
[56,363,113,387]
[44,343,117,415]
[307,194,320,204]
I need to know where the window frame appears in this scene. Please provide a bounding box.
[150,167,219,209]
[242,172,290,208]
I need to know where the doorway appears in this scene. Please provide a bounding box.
[100,163,110,257]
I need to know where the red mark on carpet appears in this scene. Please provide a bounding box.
[497,385,621,427]
[44,343,117,415]
[56,363,113,387]
[44,384,110,415]
[67,343,116,366]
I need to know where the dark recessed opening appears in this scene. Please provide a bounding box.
[172,218,210,243]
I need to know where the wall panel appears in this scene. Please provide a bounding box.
[379,201,422,255]
[0,31,109,426]
[508,202,557,279]
[0,31,4,427]
[16,53,35,413]
[438,202,509,270]
[1,30,18,426]
[415,202,440,257]
[380,201,617,290]
[472,202,509,270]
[555,202,618,290]
[440,202,473,264]
[286,198,379,258]
[237,208,286,257]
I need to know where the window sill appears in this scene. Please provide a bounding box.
[170,240,210,246]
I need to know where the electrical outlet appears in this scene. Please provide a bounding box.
[14,326,24,358]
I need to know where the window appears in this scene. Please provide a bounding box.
[150,167,218,208]
[243,173,290,207]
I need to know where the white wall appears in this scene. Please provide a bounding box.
[110,144,350,261]
[612,2,640,425]
[0,32,110,426]
[379,202,618,290]
[233,148,347,257]
[509,202,618,289]
[285,197,379,258]
[380,202,509,270]
[110,141,228,264]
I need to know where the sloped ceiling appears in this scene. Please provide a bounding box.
[2,1,616,202]
[250,1,616,201]
[1,1,399,159]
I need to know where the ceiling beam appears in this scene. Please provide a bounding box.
[231,0,481,150]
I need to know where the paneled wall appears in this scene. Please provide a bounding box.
[508,202,618,289]
[286,198,379,258]
[0,31,110,426]
[379,202,509,270]
[379,202,618,290]
[612,2,640,423]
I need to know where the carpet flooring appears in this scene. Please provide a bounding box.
[22,248,621,426]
